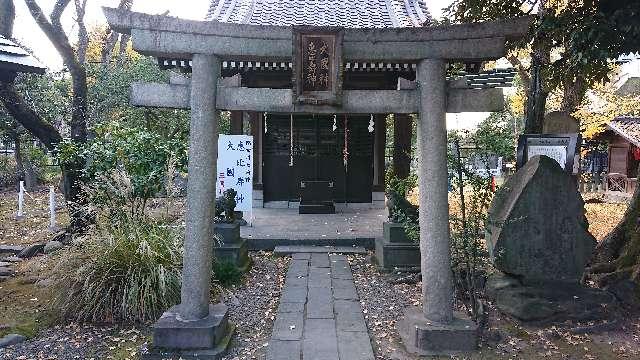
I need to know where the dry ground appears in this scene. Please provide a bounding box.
[0,187,635,359]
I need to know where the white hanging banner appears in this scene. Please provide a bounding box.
[216,134,254,212]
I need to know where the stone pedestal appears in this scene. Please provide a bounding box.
[398,307,478,355]
[213,222,250,271]
[141,303,234,360]
[375,222,420,269]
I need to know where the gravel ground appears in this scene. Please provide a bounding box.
[0,252,288,360]
[350,253,640,360]
[0,324,145,360]
[350,254,421,360]
[220,252,289,360]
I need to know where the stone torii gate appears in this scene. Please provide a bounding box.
[103,8,528,358]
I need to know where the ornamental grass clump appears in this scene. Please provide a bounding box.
[51,169,184,323]
[52,217,183,323]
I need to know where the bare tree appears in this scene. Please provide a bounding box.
[0,0,90,231]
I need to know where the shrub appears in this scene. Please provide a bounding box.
[213,260,243,287]
[51,216,183,323]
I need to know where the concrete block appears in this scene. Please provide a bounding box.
[150,303,230,350]
[397,307,478,355]
[213,222,240,244]
[375,236,420,270]
[213,238,250,271]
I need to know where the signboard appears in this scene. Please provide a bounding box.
[516,133,580,174]
[216,135,253,212]
[292,27,343,105]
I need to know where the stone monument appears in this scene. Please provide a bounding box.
[542,111,580,134]
[375,190,420,269]
[486,155,616,323]
[213,189,250,271]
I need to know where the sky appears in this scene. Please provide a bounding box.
[13,0,454,70]
[12,0,484,130]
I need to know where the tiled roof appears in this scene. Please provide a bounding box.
[0,36,46,74]
[608,117,640,147]
[206,0,432,28]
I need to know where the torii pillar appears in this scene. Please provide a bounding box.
[397,59,478,354]
[142,54,234,359]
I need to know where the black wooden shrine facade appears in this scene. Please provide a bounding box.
[263,114,374,203]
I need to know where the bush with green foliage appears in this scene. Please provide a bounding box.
[52,216,183,323]
[213,260,243,287]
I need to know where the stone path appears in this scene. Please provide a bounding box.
[267,253,374,360]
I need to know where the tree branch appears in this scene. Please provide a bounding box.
[24,0,87,143]
[74,0,88,64]
[0,82,63,151]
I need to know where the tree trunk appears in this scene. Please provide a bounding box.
[591,189,640,285]
[524,48,549,134]
[524,3,551,134]
[0,0,15,38]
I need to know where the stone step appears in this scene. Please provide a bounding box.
[274,245,367,256]
[0,245,24,255]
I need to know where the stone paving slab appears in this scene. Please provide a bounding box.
[308,267,331,288]
[274,245,367,256]
[332,278,358,300]
[284,275,308,288]
[267,340,301,360]
[337,331,375,360]
[334,300,368,332]
[311,253,330,268]
[307,287,334,319]
[268,253,374,360]
[272,312,304,340]
[292,253,311,260]
[303,319,339,360]
[278,302,305,314]
[287,260,309,277]
[281,286,308,303]
[329,260,353,280]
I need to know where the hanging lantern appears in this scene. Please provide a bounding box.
[368,114,375,133]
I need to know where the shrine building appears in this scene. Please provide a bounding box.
[132,0,515,212]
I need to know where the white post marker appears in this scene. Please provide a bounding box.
[16,181,25,220]
[49,186,58,231]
